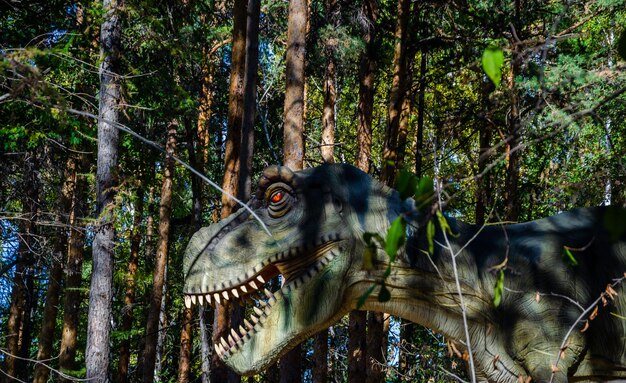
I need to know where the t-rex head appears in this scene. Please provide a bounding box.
[183,164,405,375]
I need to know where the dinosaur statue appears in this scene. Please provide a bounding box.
[183,163,626,382]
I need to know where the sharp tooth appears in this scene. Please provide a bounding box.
[244,318,253,329]
[220,337,229,349]
[214,293,221,305]
[257,275,266,284]
[264,288,273,297]
[239,325,247,336]
[214,343,220,355]
[191,295,197,305]
[222,291,230,300]
[253,306,264,316]
[249,281,258,290]
[250,314,259,324]
[184,295,192,308]
[240,285,248,293]
[258,299,267,307]
[197,295,205,306]
[232,289,240,298]
[231,328,241,342]
[206,294,212,306]
[228,334,236,347]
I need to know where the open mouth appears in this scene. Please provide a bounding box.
[183,237,342,358]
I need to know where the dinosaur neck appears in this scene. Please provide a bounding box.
[354,216,491,342]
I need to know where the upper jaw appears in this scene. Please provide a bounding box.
[182,234,347,372]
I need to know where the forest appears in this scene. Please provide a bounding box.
[1,0,625,381]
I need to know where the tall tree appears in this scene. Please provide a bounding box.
[59,157,88,381]
[3,152,39,381]
[85,0,123,379]
[212,0,248,381]
[34,155,81,383]
[280,0,308,379]
[143,125,177,383]
[118,183,145,382]
[239,0,261,201]
[381,0,411,185]
[504,0,523,222]
[282,0,307,172]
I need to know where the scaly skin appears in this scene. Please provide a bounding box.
[183,164,626,382]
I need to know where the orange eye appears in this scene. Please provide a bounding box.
[270,191,283,203]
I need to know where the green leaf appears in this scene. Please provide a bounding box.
[617,28,626,62]
[396,169,418,200]
[562,247,578,267]
[378,283,391,302]
[436,211,458,237]
[493,269,505,307]
[357,284,376,309]
[482,45,504,87]
[385,216,406,261]
[427,220,436,254]
[414,176,434,210]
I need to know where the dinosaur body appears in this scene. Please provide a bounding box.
[183,164,626,382]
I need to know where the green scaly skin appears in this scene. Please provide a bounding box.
[183,163,626,382]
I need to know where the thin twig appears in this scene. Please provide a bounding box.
[65,107,272,236]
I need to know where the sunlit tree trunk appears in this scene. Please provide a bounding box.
[85,0,122,379]
[212,1,248,382]
[321,0,337,164]
[280,0,308,379]
[239,0,260,201]
[381,0,411,185]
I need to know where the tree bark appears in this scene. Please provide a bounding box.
[366,313,388,383]
[59,158,87,380]
[212,1,248,381]
[117,185,145,382]
[85,0,122,380]
[414,51,427,178]
[143,124,177,383]
[381,0,411,185]
[355,0,377,173]
[505,0,522,222]
[282,0,307,171]
[239,0,260,201]
[476,77,495,225]
[321,0,337,164]
[280,0,308,379]
[3,152,39,381]
[34,156,80,383]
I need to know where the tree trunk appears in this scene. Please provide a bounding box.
[220,0,247,218]
[59,158,87,380]
[282,0,307,171]
[414,50,427,178]
[154,268,169,382]
[239,0,260,201]
[476,76,495,226]
[312,330,328,383]
[321,0,337,164]
[212,1,248,381]
[356,0,377,173]
[118,185,145,382]
[366,313,388,383]
[347,312,367,382]
[177,306,194,383]
[505,0,522,222]
[85,0,122,380]
[34,156,80,383]
[143,125,177,383]
[3,152,39,381]
[381,0,411,185]
[280,0,308,379]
